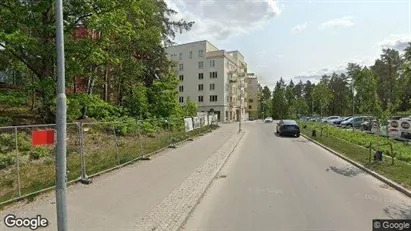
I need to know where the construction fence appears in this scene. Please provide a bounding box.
[0,115,218,205]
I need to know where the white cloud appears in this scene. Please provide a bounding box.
[291,22,308,34]
[318,16,355,30]
[292,55,376,83]
[164,0,283,42]
[378,34,411,51]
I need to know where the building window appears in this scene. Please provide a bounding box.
[198,49,204,57]
[179,75,184,81]
[179,64,183,71]
[198,96,203,102]
[248,99,253,103]
[179,96,184,103]
[210,83,215,90]
[248,105,252,109]
[179,86,184,92]
[198,73,204,80]
[198,61,204,69]
[210,60,215,67]
[198,84,203,91]
[179,53,182,60]
[210,71,217,78]
[189,51,192,59]
[210,95,218,102]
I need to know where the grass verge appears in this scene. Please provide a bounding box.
[300,125,411,191]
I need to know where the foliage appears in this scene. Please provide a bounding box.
[183,97,198,117]
[0,0,194,125]
[303,122,411,163]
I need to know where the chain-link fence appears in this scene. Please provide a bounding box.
[0,114,218,205]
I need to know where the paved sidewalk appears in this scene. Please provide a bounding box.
[0,123,239,231]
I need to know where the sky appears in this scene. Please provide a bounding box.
[165,0,411,89]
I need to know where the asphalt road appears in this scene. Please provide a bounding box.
[182,121,411,231]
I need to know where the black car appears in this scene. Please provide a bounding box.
[276,120,300,137]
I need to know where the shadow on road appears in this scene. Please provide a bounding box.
[274,133,299,139]
[326,166,364,177]
[383,204,411,219]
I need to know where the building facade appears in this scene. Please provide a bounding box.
[245,73,259,119]
[166,40,247,122]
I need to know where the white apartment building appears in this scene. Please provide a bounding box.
[166,40,247,122]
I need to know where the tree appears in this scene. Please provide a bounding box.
[183,97,198,117]
[0,0,194,123]
[312,78,332,117]
[258,86,272,118]
[271,78,287,119]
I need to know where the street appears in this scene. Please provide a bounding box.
[182,121,411,231]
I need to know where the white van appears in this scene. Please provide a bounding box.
[399,117,411,140]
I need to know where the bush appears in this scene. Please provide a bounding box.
[29,146,50,160]
[0,154,15,170]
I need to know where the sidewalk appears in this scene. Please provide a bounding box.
[0,123,239,231]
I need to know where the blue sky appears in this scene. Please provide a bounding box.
[168,0,411,88]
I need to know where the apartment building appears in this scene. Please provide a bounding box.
[245,73,259,119]
[166,40,248,122]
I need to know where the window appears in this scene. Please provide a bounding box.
[210,83,215,90]
[248,105,252,109]
[198,84,203,91]
[210,95,218,102]
[179,53,182,60]
[198,49,204,57]
[198,61,204,69]
[210,60,215,67]
[210,71,218,78]
[189,51,192,59]
[198,73,204,80]
[179,75,184,81]
[198,96,203,102]
[179,64,183,71]
[179,96,184,103]
[248,99,253,103]
[179,86,184,92]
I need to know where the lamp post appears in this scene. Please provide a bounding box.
[55,0,68,230]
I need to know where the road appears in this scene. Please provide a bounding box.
[182,121,411,231]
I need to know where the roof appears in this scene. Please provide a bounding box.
[282,120,297,125]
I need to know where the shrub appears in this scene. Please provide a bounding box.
[29,146,50,160]
[0,154,15,169]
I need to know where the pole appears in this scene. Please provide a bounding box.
[352,79,355,132]
[239,78,242,132]
[55,0,68,229]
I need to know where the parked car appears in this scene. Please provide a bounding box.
[322,116,341,124]
[399,117,411,139]
[360,116,375,131]
[333,117,351,126]
[276,120,300,137]
[341,116,367,128]
[264,117,273,123]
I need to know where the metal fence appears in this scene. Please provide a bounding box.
[0,115,218,205]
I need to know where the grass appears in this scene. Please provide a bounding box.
[301,122,411,163]
[0,123,218,205]
[300,124,411,190]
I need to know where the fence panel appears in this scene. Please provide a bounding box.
[0,127,19,203]
[0,123,80,204]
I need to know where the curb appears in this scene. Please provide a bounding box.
[178,130,246,231]
[301,133,411,198]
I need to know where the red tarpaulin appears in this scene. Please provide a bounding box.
[32,130,55,146]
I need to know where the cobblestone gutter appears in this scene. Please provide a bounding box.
[135,130,246,231]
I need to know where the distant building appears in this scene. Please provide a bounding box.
[165,40,248,122]
[246,73,259,119]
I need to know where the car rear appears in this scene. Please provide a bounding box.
[280,124,300,137]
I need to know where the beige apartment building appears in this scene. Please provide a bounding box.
[245,73,259,119]
[165,40,248,122]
